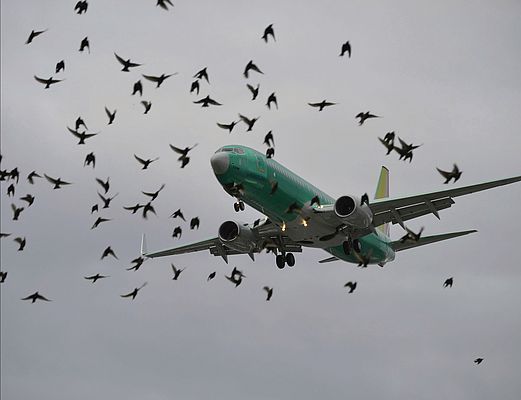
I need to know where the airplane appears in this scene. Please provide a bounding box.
[141,145,521,269]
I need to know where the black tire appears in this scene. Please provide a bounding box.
[342,240,351,255]
[239,201,245,211]
[276,254,286,269]
[233,203,240,212]
[286,252,295,267]
[353,239,362,253]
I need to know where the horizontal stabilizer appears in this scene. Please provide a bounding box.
[390,229,477,252]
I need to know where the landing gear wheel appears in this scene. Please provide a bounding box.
[353,239,362,253]
[342,240,352,255]
[233,203,240,212]
[276,254,286,269]
[286,252,295,267]
[239,201,245,211]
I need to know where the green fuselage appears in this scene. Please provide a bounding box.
[212,145,395,265]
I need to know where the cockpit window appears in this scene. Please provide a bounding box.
[215,147,244,154]
[234,148,244,154]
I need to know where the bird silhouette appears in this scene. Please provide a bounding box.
[378,137,395,155]
[142,73,177,88]
[74,1,88,14]
[67,127,98,145]
[34,75,63,89]
[27,171,42,184]
[355,111,379,125]
[141,202,156,219]
[190,217,200,229]
[20,194,35,207]
[79,37,90,53]
[344,281,357,293]
[308,100,337,111]
[238,114,259,131]
[44,174,72,189]
[14,237,26,251]
[123,203,144,214]
[95,177,110,193]
[141,101,152,114]
[120,282,147,300]
[190,80,200,95]
[126,256,145,271]
[157,0,174,10]
[84,274,109,283]
[217,121,238,133]
[437,164,462,184]
[114,53,142,72]
[263,286,273,301]
[339,41,351,57]
[55,60,65,73]
[105,107,116,124]
[11,204,24,221]
[171,264,184,280]
[193,67,209,83]
[225,274,243,287]
[310,195,321,207]
[134,154,159,169]
[21,292,50,303]
[207,271,216,281]
[101,246,118,260]
[9,168,20,183]
[266,92,278,109]
[262,24,275,42]
[91,204,99,213]
[244,60,264,78]
[172,226,182,239]
[247,83,260,100]
[443,277,453,288]
[98,192,119,209]
[84,152,96,168]
[75,116,88,130]
[91,217,111,229]
[142,184,165,202]
[0,271,7,283]
[263,131,275,147]
[7,184,15,197]
[474,358,484,365]
[26,29,47,44]
[266,147,275,159]
[132,80,143,96]
[193,95,222,107]
[170,209,185,221]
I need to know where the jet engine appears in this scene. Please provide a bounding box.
[218,220,257,253]
[334,195,373,228]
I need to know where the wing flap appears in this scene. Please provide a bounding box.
[373,197,454,227]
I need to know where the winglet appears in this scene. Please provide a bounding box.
[141,234,148,257]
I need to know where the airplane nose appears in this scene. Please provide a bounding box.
[210,152,230,175]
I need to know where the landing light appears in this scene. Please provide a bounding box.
[281,222,286,232]
[302,219,308,227]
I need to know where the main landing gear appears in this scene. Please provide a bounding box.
[233,200,245,212]
[342,238,361,255]
[276,252,295,269]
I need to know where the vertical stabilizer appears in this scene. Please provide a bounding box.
[374,166,390,236]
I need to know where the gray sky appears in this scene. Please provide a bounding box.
[2,1,521,399]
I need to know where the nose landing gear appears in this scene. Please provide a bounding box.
[233,200,245,212]
[276,252,295,269]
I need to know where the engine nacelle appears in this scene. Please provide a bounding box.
[218,220,257,253]
[334,195,373,228]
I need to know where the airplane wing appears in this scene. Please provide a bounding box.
[369,175,521,228]
[390,230,477,252]
[141,219,301,263]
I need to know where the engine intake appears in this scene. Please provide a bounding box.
[218,220,257,252]
[334,195,373,228]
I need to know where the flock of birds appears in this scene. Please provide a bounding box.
[2,1,484,366]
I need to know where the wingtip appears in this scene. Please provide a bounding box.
[140,234,148,257]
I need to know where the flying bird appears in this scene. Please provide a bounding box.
[225,273,243,287]
[134,154,159,169]
[20,194,35,207]
[44,174,72,189]
[193,95,222,107]
[123,203,144,214]
[11,204,24,220]
[0,271,7,283]
[263,286,273,301]
[142,184,165,202]
[193,67,209,83]
[217,121,238,133]
[142,73,177,88]
[383,131,395,144]
[437,164,462,184]
[190,217,200,230]
[157,0,174,11]
[98,192,119,208]
[9,168,20,183]
[170,209,185,221]
[132,80,143,96]
[0,233,11,238]
[7,184,15,197]
[474,358,484,365]
[120,282,147,300]
[101,246,118,260]
[74,1,88,14]
[339,41,351,57]
[310,195,321,207]
[84,152,96,168]
[25,29,47,44]
[141,202,156,219]
[67,126,98,145]
[170,144,198,160]
[266,92,278,109]
[244,60,264,78]
[262,24,275,42]
[266,147,275,159]
[308,100,337,111]
[14,237,26,251]
[91,217,111,229]
[355,111,380,125]
[247,83,260,100]
[378,137,395,155]
[27,171,42,184]
[172,226,182,239]
[95,177,110,193]
[34,75,63,89]
[126,256,145,271]
[263,131,274,147]
[171,264,184,280]
[55,60,65,73]
[84,274,109,283]
[75,116,88,130]
[344,281,357,293]
[91,204,99,213]
[207,271,216,281]
[190,80,200,95]
[238,114,259,131]
[443,277,453,288]
[21,292,50,303]
[114,52,142,72]
[105,107,116,124]
[79,37,90,53]
[141,100,152,114]
[360,193,369,206]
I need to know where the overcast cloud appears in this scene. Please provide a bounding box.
[1,1,521,399]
